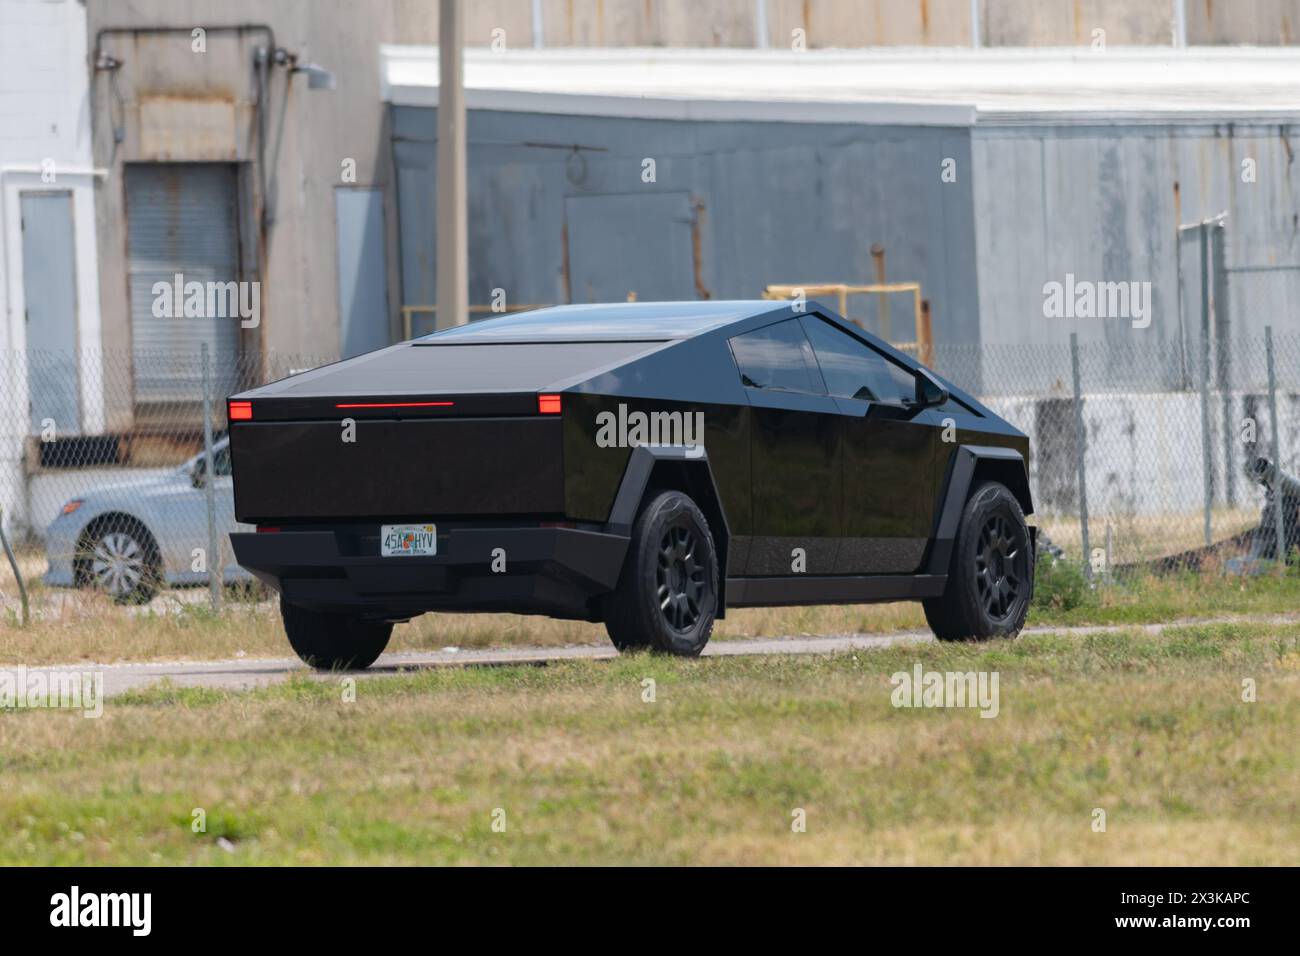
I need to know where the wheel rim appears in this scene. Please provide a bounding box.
[974,513,1025,622]
[90,530,146,597]
[656,524,706,632]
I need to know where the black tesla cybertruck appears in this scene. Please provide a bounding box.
[229,301,1035,669]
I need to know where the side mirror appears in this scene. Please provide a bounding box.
[191,459,206,489]
[914,368,949,410]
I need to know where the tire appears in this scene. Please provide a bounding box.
[76,516,162,605]
[923,480,1033,642]
[603,490,719,656]
[280,598,393,670]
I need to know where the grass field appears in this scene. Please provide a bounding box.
[1,620,1295,864]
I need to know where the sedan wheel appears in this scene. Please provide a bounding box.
[80,521,161,604]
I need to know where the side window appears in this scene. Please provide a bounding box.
[800,316,917,404]
[729,319,825,395]
[213,443,232,477]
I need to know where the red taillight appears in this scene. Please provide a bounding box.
[334,401,455,410]
[538,393,562,415]
[256,526,281,533]
[229,400,253,421]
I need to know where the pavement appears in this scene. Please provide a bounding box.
[13,614,1283,700]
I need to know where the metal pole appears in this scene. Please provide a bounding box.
[1213,223,1234,506]
[0,505,28,627]
[1266,326,1287,567]
[201,344,221,612]
[1199,223,1213,547]
[531,0,545,48]
[1070,332,1091,578]
[1172,0,1187,47]
[436,0,468,330]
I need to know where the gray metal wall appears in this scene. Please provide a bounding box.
[970,122,1300,391]
[392,106,981,347]
[393,106,1300,401]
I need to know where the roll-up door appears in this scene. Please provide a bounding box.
[125,163,241,404]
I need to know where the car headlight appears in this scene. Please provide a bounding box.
[60,499,84,516]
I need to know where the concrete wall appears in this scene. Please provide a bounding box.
[986,388,1300,522]
[391,106,981,347]
[0,0,104,534]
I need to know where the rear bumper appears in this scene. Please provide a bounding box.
[230,526,629,619]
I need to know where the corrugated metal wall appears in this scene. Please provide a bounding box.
[392,106,981,346]
[449,1,1300,48]
[970,122,1300,389]
[392,106,1300,399]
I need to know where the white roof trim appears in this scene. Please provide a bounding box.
[381,45,1300,125]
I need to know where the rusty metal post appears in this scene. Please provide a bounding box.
[919,299,934,368]
[870,244,889,338]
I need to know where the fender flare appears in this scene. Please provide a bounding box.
[925,444,1033,576]
[605,445,732,616]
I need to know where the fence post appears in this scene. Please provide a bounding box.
[1070,332,1091,578]
[1199,222,1213,548]
[201,344,221,612]
[1265,326,1287,569]
[0,505,28,627]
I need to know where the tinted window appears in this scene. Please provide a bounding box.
[801,316,916,404]
[729,320,824,394]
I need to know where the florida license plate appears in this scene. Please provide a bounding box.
[380,523,437,557]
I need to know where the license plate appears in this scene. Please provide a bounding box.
[380,523,437,557]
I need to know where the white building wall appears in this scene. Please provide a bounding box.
[0,0,104,536]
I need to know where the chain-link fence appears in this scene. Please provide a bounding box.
[933,326,1300,577]
[0,349,327,616]
[2,325,1298,619]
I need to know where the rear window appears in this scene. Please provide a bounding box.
[274,341,669,395]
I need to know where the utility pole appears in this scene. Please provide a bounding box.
[436,0,468,329]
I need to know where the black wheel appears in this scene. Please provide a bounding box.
[280,598,393,670]
[923,481,1033,642]
[75,516,162,605]
[603,490,719,656]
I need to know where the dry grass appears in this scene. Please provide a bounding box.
[1,621,1296,864]
[6,549,1300,665]
[1040,507,1260,564]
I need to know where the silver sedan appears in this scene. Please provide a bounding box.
[44,437,252,603]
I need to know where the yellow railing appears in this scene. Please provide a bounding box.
[761,282,934,368]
